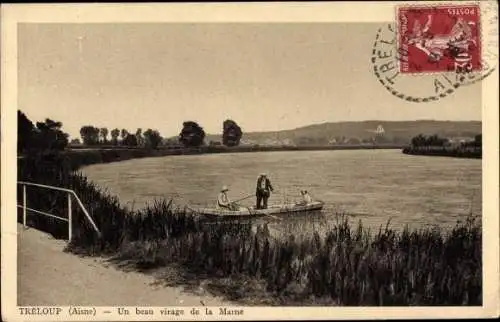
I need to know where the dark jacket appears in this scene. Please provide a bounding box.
[256,176,274,195]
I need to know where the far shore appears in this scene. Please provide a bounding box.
[55,144,405,169]
[68,143,405,154]
[402,146,481,159]
[18,144,407,172]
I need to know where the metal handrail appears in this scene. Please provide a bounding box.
[17,181,102,241]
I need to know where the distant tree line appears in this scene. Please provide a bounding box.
[465,134,482,148]
[77,119,243,149]
[18,109,242,152]
[411,134,449,147]
[78,126,163,149]
[410,133,481,148]
[404,133,481,158]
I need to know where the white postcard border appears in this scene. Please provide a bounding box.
[1,2,498,320]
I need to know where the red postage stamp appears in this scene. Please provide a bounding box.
[398,4,481,74]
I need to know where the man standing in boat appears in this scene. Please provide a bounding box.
[256,173,274,209]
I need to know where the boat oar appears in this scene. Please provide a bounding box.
[185,205,200,214]
[264,213,282,221]
[232,194,254,204]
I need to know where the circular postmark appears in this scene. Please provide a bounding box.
[371,1,498,102]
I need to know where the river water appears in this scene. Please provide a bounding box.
[82,149,481,233]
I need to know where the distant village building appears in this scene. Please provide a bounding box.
[208,140,222,146]
[162,138,182,148]
[375,125,385,136]
[448,137,475,146]
[281,138,295,146]
[364,124,386,140]
[263,139,279,146]
[240,139,259,146]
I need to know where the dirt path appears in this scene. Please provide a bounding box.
[17,224,233,306]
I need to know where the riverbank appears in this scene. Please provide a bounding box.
[64,144,404,167]
[402,146,481,159]
[70,144,405,153]
[16,151,482,305]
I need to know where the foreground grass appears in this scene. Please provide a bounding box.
[17,153,482,306]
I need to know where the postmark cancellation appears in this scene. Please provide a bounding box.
[372,1,498,102]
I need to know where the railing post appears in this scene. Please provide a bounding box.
[17,181,101,240]
[68,193,72,241]
[23,184,27,228]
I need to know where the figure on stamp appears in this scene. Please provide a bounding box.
[255,173,274,209]
[407,14,477,62]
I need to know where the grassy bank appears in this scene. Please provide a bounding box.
[17,152,482,305]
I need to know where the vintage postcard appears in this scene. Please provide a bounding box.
[1,1,499,321]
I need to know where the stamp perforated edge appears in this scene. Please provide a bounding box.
[393,1,485,76]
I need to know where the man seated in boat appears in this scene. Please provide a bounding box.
[217,185,239,211]
[296,190,313,206]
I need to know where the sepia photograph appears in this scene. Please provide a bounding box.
[1,1,499,321]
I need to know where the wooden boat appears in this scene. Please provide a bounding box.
[193,201,324,219]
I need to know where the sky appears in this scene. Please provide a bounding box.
[18,23,481,139]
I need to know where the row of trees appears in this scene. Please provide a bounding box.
[18,110,244,152]
[410,134,481,147]
[462,134,482,148]
[78,119,243,148]
[410,134,449,147]
[79,126,163,149]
